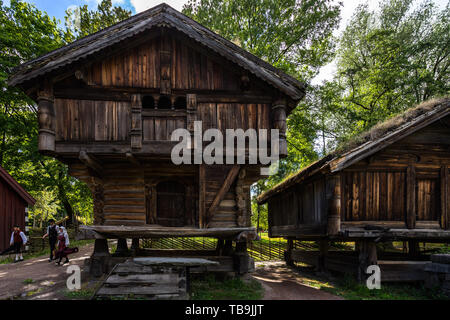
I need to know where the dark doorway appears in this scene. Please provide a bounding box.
[156,181,185,227]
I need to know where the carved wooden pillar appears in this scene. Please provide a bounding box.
[187,94,197,133]
[37,80,55,154]
[272,99,287,157]
[326,174,341,236]
[160,29,172,95]
[130,94,142,150]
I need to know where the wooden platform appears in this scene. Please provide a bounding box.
[78,225,257,240]
[93,258,218,300]
[340,228,450,241]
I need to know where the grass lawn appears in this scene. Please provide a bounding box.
[190,274,264,300]
[288,264,449,300]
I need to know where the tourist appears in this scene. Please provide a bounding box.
[0,225,27,263]
[42,219,59,262]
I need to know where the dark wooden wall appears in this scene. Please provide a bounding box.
[0,178,26,251]
[268,177,327,237]
[83,35,240,91]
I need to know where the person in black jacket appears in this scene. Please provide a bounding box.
[42,219,59,262]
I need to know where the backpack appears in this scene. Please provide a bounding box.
[49,225,57,239]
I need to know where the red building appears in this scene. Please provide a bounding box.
[0,166,36,251]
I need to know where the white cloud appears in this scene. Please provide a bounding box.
[130,0,187,13]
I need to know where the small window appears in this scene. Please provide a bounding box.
[174,97,187,109]
[142,95,155,108]
[158,96,172,109]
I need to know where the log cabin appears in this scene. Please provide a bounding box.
[8,4,305,275]
[257,98,450,280]
[0,166,35,252]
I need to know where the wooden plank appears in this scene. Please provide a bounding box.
[406,166,416,229]
[206,165,240,226]
[199,164,206,228]
[442,166,449,230]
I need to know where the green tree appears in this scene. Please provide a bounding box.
[183,0,342,81]
[335,0,449,135]
[65,0,132,42]
[1,0,130,226]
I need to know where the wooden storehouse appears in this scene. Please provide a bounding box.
[8,4,305,274]
[257,98,450,280]
[0,166,36,251]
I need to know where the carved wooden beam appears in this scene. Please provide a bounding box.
[79,151,103,177]
[272,99,287,157]
[199,164,206,228]
[207,165,240,227]
[130,94,142,150]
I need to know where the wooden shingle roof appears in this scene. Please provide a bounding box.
[257,97,450,204]
[8,3,305,101]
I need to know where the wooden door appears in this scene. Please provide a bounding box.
[416,179,440,221]
[156,181,185,227]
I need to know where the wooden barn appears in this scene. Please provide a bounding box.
[257,98,450,281]
[0,166,36,251]
[8,4,305,275]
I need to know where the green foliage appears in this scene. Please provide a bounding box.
[183,0,342,81]
[191,274,263,300]
[322,274,449,300]
[64,0,132,42]
[331,0,450,142]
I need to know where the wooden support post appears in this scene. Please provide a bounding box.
[318,239,329,272]
[233,241,250,275]
[357,240,378,283]
[285,238,294,267]
[89,177,105,225]
[272,99,287,157]
[236,169,251,227]
[114,238,129,257]
[441,166,449,230]
[37,79,55,154]
[90,239,110,277]
[223,240,233,256]
[327,174,341,236]
[406,165,416,229]
[199,164,206,228]
[216,239,225,256]
[131,238,140,256]
[408,240,420,259]
[130,94,142,150]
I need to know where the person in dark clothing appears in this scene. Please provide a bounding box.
[0,225,27,263]
[42,219,59,262]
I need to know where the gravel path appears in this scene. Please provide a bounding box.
[0,244,93,300]
[252,261,344,300]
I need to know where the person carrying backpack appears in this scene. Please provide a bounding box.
[42,219,59,262]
